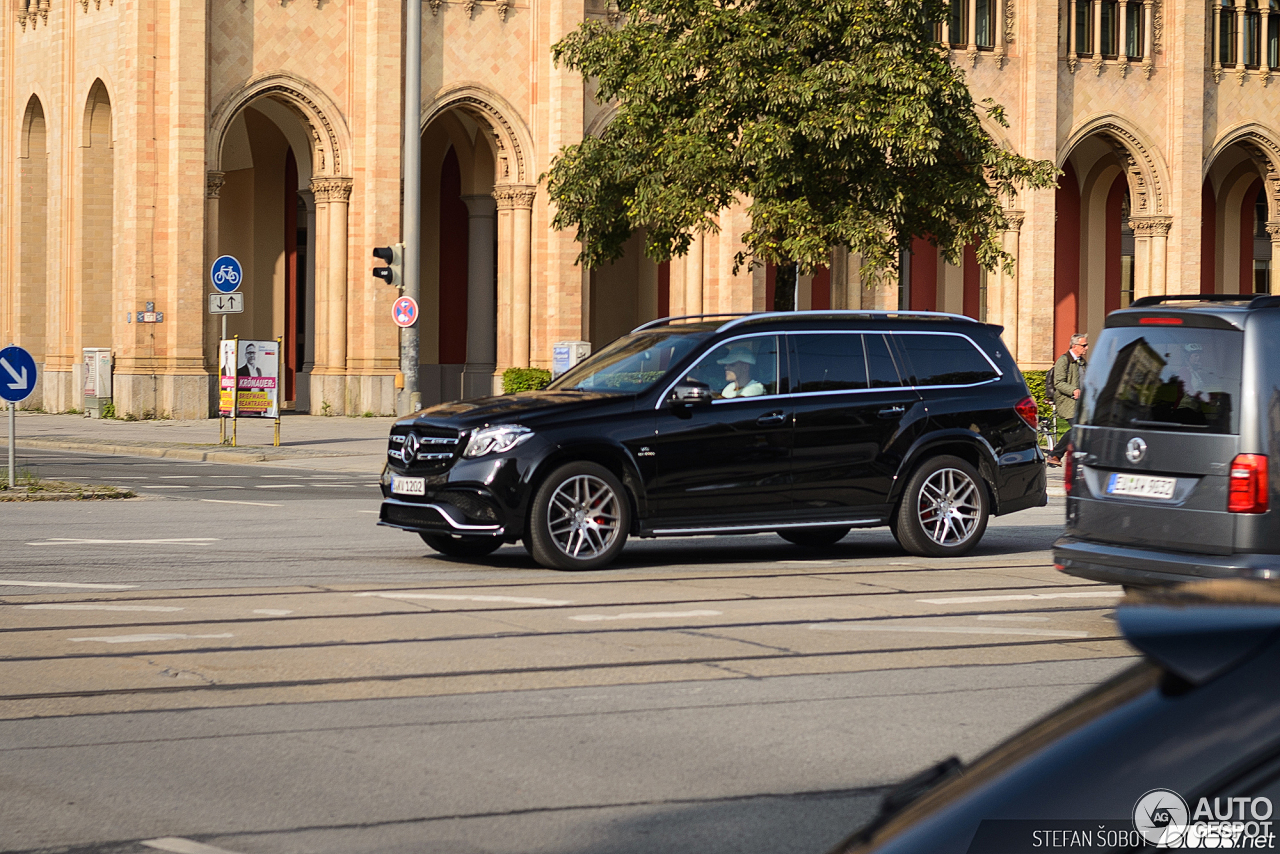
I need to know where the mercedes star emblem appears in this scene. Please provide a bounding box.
[403,433,420,463]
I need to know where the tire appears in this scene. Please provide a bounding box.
[419,531,504,559]
[526,461,630,571]
[892,455,990,558]
[778,527,851,548]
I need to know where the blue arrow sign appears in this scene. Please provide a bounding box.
[0,346,36,403]
[210,255,243,294]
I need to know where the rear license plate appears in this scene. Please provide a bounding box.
[392,476,425,496]
[1107,472,1176,500]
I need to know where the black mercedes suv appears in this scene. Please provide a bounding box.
[379,311,1047,570]
[1056,294,1280,588]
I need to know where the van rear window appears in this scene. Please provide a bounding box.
[1082,327,1243,434]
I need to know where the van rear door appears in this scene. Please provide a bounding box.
[1071,322,1244,556]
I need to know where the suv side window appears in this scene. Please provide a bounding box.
[683,335,782,400]
[793,333,869,393]
[896,333,1000,387]
[866,334,905,388]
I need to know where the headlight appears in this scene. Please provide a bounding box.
[463,425,534,458]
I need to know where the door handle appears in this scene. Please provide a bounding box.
[756,411,788,426]
[877,405,905,418]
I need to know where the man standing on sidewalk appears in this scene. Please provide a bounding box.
[1046,333,1087,467]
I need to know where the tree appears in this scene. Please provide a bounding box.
[545,0,1058,281]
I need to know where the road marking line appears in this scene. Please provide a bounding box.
[26,538,219,546]
[809,623,1089,638]
[158,476,200,479]
[0,579,138,590]
[357,510,380,514]
[24,604,183,612]
[355,592,573,606]
[137,485,191,489]
[916,591,1122,605]
[199,499,282,507]
[252,609,293,616]
[142,837,247,854]
[205,476,251,479]
[254,484,298,489]
[69,633,235,644]
[570,610,723,622]
[977,614,1050,622]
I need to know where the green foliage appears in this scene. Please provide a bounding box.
[1023,369,1049,418]
[101,401,116,419]
[546,0,1058,281]
[503,367,553,394]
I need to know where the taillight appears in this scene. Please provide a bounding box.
[1228,454,1269,513]
[1015,396,1038,430]
[1063,441,1075,495]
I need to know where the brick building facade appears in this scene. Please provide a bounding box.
[1,0,1277,417]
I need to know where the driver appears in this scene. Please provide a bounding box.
[717,346,765,398]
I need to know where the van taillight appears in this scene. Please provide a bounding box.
[1228,454,1269,513]
[1015,396,1038,430]
[1063,441,1074,495]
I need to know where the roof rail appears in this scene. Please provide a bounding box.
[630,314,746,333]
[1129,294,1253,308]
[716,309,980,334]
[1248,295,1280,309]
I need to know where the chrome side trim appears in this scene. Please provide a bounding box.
[379,499,505,534]
[650,518,880,536]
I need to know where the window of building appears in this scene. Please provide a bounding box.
[975,0,995,47]
[949,0,967,47]
[1125,2,1144,57]
[1075,0,1094,55]
[1120,192,1136,308]
[1221,1,1239,65]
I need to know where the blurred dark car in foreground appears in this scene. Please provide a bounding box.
[831,579,1280,854]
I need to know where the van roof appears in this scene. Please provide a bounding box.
[1108,294,1280,329]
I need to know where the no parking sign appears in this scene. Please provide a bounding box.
[393,296,419,328]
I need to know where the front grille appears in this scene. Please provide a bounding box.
[387,426,464,472]
[381,502,453,531]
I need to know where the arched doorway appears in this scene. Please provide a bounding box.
[1202,130,1280,296]
[212,101,316,411]
[18,95,49,410]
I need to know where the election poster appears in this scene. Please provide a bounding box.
[218,339,279,418]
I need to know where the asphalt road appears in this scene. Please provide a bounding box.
[0,451,1131,854]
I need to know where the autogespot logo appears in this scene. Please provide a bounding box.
[1133,789,1277,848]
[1134,789,1189,847]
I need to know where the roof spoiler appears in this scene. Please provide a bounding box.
[1129,294,1280,310]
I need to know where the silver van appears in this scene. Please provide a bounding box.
[1054,294,1280,587]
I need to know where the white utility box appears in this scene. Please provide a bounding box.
[83,348,113,418]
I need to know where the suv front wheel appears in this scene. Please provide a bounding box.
[893,455,990,557]
[526,461,631,571]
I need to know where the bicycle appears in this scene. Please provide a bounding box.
[1036,402,1061,456]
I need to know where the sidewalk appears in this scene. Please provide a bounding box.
[5,411,398,474]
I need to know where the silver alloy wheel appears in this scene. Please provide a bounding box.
[547,474,622,560]
[916,467,982,547]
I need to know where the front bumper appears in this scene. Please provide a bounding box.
[1053,535,1280,587]
[378,498,505,536]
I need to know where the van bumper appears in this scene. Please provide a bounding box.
[1053,535,1280,587]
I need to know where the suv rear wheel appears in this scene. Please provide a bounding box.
[526,461,630,571]
[419,532,503,559]
[893,455,989,557]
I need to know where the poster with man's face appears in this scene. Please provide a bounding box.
[218,340,278,417]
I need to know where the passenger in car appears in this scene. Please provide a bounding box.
[717,347,766,398]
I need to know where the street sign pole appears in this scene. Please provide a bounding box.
[7,400,14,490]
[402,0,422,415]
[0,344,37,489]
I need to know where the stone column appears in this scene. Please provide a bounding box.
[1237,0,1248,82]
[1068,0,1079,71]
[1267,221,1280,291]
[494,192,515,385]
[1142,0,1155,77]
[966,0,979,64]
[1117,0,1130,73]
[310,177,352,413]
[1000,212,1024,361]
[994,0,1007,65]
[1131,216,1172,298]
[686,233,704,316]
[461,194,497,399]
[1214,1,1224,81]
[1262,5,1272,81]
[495,185,536,368]
[1092,0,1104,73]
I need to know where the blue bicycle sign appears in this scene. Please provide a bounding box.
[210,255,243,294]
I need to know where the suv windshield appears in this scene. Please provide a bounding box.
[547,329,711,393]
[1082,326,1244,434]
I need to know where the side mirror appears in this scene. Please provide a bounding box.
[669,380,713,409]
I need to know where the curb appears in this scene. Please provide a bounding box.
[16,438,275,463]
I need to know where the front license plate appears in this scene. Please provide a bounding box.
[392,476,425,496]
[1107,472,1176,500]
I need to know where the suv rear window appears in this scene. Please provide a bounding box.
[895,333,1000,387]
[1082,327,1243,434]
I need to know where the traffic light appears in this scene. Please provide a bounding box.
[372,243,403,288]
